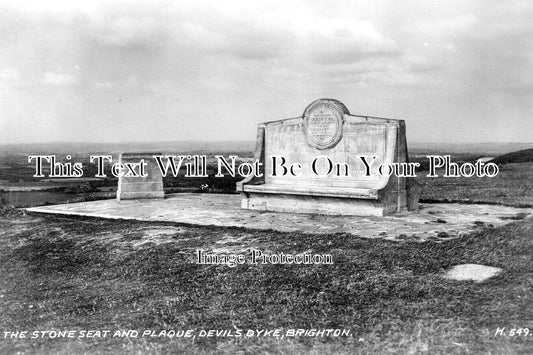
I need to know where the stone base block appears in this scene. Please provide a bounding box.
[118,191,165,200]
[117,152,165,201]
[241,193,404,217]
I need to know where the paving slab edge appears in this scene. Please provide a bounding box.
[23,207,287,234]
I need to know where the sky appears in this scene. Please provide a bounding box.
[0,0,532,144]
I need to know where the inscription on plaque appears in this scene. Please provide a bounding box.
[303,99,347,149]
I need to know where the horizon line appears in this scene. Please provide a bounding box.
[1,140,533,146]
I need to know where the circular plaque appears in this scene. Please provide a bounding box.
[303,98,349,150]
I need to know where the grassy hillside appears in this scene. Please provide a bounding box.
[1,210,532,354]
[418,162,533,208]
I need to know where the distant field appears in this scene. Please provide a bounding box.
[1,142,532,208]
[418,163,533,208]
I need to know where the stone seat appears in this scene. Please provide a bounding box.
[117,152,164,201]
[237,99,421,216]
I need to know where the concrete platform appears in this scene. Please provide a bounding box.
[25,193,533,241]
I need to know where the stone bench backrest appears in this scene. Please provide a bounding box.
[262,115,400,191]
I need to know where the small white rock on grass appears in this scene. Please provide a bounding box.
[444,264,502,283]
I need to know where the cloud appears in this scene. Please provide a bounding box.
[174,8,294,61]
[179,21,227,51]
[0,67,20,85]
[94,81,113,89]
[97,16,165,48]
[295,17,396,65]
[41,72,77,85]
[1,0,532,144]
[417,14,481,39]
